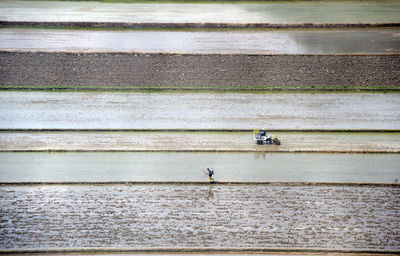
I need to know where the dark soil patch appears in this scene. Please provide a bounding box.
[1,52,399,89]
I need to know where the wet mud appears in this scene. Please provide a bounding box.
[3,21,400,29]
[1,131,399,153]
[1,185,399,250]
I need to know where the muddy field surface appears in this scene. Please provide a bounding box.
[2,28,400,54]
[1,52,399,89]
[0,185,399,249]
[1,131,399,153]
[1,1,400,24]
[0,91,399,129]
[1,152,399,183]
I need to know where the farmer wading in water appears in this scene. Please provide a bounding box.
[206,168,215,183]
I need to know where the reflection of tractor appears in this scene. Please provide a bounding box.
[254,129,280,145]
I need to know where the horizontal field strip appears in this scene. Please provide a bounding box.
[1,129,400,132]
[2,52,398,89]
[1,28,400,54]
[1,149,399,153]
[1,181,399,187]
[2,86,400,92]
[0,247,399,255]
[2,21,400,29]
[2,50,400,56]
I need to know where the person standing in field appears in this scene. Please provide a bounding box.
[206,168,215,183]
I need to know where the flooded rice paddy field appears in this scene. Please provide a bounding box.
[1,185,399,249]
[1,1,400,254]
[1,1,400,24]
[1,131,399,153]
[2,28,400,54]
[1,91,399,130]
[0,152,399,183]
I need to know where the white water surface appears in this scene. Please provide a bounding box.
[0,91,399,129]
[1,1,400,24]
[1,28,400,54]
[0,152,399,183]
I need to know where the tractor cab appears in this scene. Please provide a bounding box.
[254,129,280,145]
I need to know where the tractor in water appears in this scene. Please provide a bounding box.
[254,129,280,145]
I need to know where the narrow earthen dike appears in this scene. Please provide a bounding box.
[1,21,400,29]
[1,51,399,89]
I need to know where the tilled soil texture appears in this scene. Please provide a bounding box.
[1,52,399,89]
[1,184,399,250]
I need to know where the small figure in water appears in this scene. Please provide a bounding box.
[206,168,215,183]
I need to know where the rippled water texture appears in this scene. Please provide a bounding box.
[0,91,399,129]
[1,185,399,249]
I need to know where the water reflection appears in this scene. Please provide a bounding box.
[2,1,400,23]
[0,152,399,183]
[1,29,400,54]
[240,2,400,24]
[207,185,214,200]
[2,91,399,130]
[254,152,267,160]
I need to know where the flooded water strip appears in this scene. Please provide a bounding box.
[1,185,399,250]
[0,131,399,153]
[1,1,400,24]
[2,28,400,54]
[0,152,399,183]
[1,91,399,130]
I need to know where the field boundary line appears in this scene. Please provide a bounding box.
[0,149,399,153]
[0,129,399,132]
[2,49,400,56]
[2,21,400,29]
[0,247,399,254]
[1,181,400,187]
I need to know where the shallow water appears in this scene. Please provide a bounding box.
[2,28,400,54]
[1,131,400,152]
[0,152,399,183]
[1,185,399,249]
[1,1,400,23]
[0,91,399,129]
